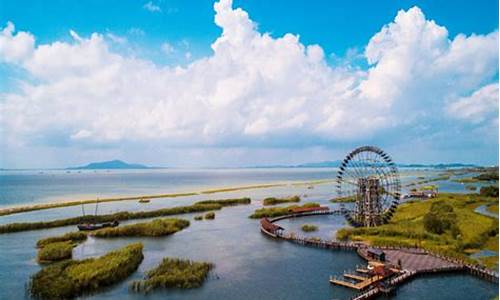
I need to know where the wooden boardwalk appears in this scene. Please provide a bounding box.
[259,211,498,299]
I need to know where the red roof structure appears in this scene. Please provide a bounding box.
[290,206,330,214]
[260,218,284,233]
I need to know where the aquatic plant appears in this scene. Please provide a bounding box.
[301,224,318,232]
[30,243,144,299]
[195,197,251,206]
[262,196,300,206]
[329,196,356,203]
[0,198,251,234]
[130,257,213,293]
[249,202,320,218]
[92,218,189,237]
[194,215,203,221]
[37,231,87,248]
[37,241,74,263]
[204,212,215,220]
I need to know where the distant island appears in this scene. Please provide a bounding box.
[67,160,153,170]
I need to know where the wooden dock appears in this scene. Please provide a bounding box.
[330,274,384,290]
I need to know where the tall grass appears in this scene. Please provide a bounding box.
[130,257,213,293]
[249,202,320,219]
[92,218,189,237]
[263,196,300,206]
[37,241,74,263]
[1,198,250,234]
[37,231,87,248]
[30,243,144,299]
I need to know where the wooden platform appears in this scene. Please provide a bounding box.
[330,274,384,290]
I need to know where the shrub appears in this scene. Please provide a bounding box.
[130,258,213,293]
[37,241,73,263]
[204,212,215,220]
[335,228,353,241]
[30,243,144,299]
[194,215,203,221]
[301,224,318,232]
[92,218,189,238]
[423,201,457,234]
[480,185,499,197]
[263,196,300,206]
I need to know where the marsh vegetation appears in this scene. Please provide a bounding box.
[1,198,250,234]
[249,202,320,219]
[130,257,213,293]
[336,193,499,268]
[262,196,300,206]
[92,218,189,238]
[301,224,318,232]
[30,243,144,299]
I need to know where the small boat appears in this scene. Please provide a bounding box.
[77,220,119,231]
[77,198,120,231]
[138,198,150,203]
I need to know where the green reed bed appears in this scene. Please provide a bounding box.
[194,197,251,206]
[204,212,215,220]
[249,202,320,219]
[301,224,318,232]
[37,231,87,248]
[1,198,251,234]
[262,195,300,206]
[30,243,144,299]
[92,218,189,238]
[130,257,213,293]
[37,241,74,263]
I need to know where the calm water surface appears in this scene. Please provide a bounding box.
[0,168,496,299]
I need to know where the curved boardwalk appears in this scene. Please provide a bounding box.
[259,211,498,300]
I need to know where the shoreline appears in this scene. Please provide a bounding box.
[0,179,335,217]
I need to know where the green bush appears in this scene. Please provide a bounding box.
[301,224,318,232]
[130,257,213,293]
[423,201,457,234]
[194,215,203,221]
[263,196,300,206]
[480,185,499,197]
[204,212,215,220]
[92,218,189,237]
[30,243,144,299]
[37,241,73,263]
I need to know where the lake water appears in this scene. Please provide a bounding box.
[0,168,497,299]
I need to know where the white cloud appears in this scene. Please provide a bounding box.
[447,83,499,123]
[0,21,35,63]
[106,33,127,44]
[161,42,174,54]
[143,1,161,13]
[0,1,498,153]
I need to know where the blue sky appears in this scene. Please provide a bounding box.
[0,0,498,168]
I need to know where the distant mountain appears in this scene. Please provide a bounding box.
[68,160,151,170]
[249,161,479,169]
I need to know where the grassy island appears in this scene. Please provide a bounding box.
[249,202,320,219]
[301,224,318,232]
[204,212,215,220]
[131,258,213,293]
[30,243,144,299]
[0,198,251,234]
[330,196,356,203]
[195,198,251,206]
[263,196,300,206]
[336,193,499,268]
[37,231,87,248]
[36,231,88,263]
[37,241,74,263]
[92,218,189,238]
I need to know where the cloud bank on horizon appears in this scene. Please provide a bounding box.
[0,0,498,167]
